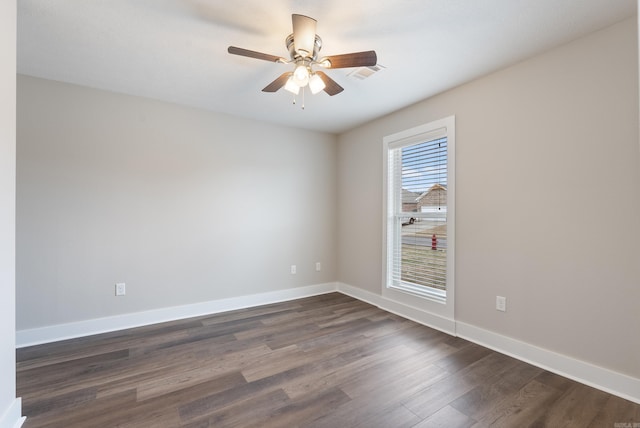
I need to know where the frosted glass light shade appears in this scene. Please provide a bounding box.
[293,65,309,86]
[308,73,326,94]
[284,77,300,94]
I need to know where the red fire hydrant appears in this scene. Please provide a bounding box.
[431,234,437,250]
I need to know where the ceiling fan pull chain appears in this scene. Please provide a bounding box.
[302,86,305,110]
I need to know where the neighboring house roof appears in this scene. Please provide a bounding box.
[402,189,422,204]
[417,184,447,206]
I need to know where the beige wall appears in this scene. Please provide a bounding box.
[0,0,18,423]
[338,17,640,378]
[16,76,337,330]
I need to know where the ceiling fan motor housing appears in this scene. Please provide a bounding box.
[286,34,323,61]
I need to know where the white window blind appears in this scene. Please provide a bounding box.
[387,127,450,299]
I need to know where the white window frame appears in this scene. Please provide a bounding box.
[382,116,455,319]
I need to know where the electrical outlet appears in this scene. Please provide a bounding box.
[290,265,297,275]
[315,262,321,272]
[496,296,506,312]
[115,283,126,296]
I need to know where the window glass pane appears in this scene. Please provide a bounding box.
[389,137,448,293]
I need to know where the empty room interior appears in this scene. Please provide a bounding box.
[2,1,640,427]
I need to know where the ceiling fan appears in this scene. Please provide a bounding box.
[227,14,377,97]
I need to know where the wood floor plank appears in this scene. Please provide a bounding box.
[339,352,450,400]
[22,390,139,428]
[588,394,640,427]
[21,338,267,402]
[403,352,520,418]
[241,386,351,428]
[281,342,413,399]
[433,342,493,373]
[135,365,247,402]
[414,405,476,428]
[181,388,291,428]
[198,302,304,326]
[17,349,130,394]
[449,360,543,420]
[16,293,640,428]
[354,403,421,428]
[470,380,562,427]
[316,307,382,328]
[21,386,97,417]
[262,317,373,350]
[232,315,322,342]
[530,382,611,427]
[177,371,290,423]
[17,319,204,370]
[306,360,452,428]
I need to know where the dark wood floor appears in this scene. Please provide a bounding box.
[16,293,640,427]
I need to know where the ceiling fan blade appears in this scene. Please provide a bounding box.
[262,72,293,92]
[322,51,377,68]
[292,14,317,58]
[228,46,285,63]
[315,71,344,96]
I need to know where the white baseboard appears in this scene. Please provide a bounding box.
[337,282,640,405]
[456,321,640,405]
[16,282,337,347]
[0,398,25,428]
[336,282,456,335]
[15,281,640,405]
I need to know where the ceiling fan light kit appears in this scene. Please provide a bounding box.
[293,64,310,86]
[308,73,326,94]
[284,76,300,95]
[228,14,377,102]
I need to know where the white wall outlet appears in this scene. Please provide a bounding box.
[496,296,506,312]
[290,265,297,275]
[115,283,126,296]
[315,262,321,272]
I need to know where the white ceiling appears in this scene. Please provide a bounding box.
[17,0,637,134]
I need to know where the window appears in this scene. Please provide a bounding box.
[383,116,455,303]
